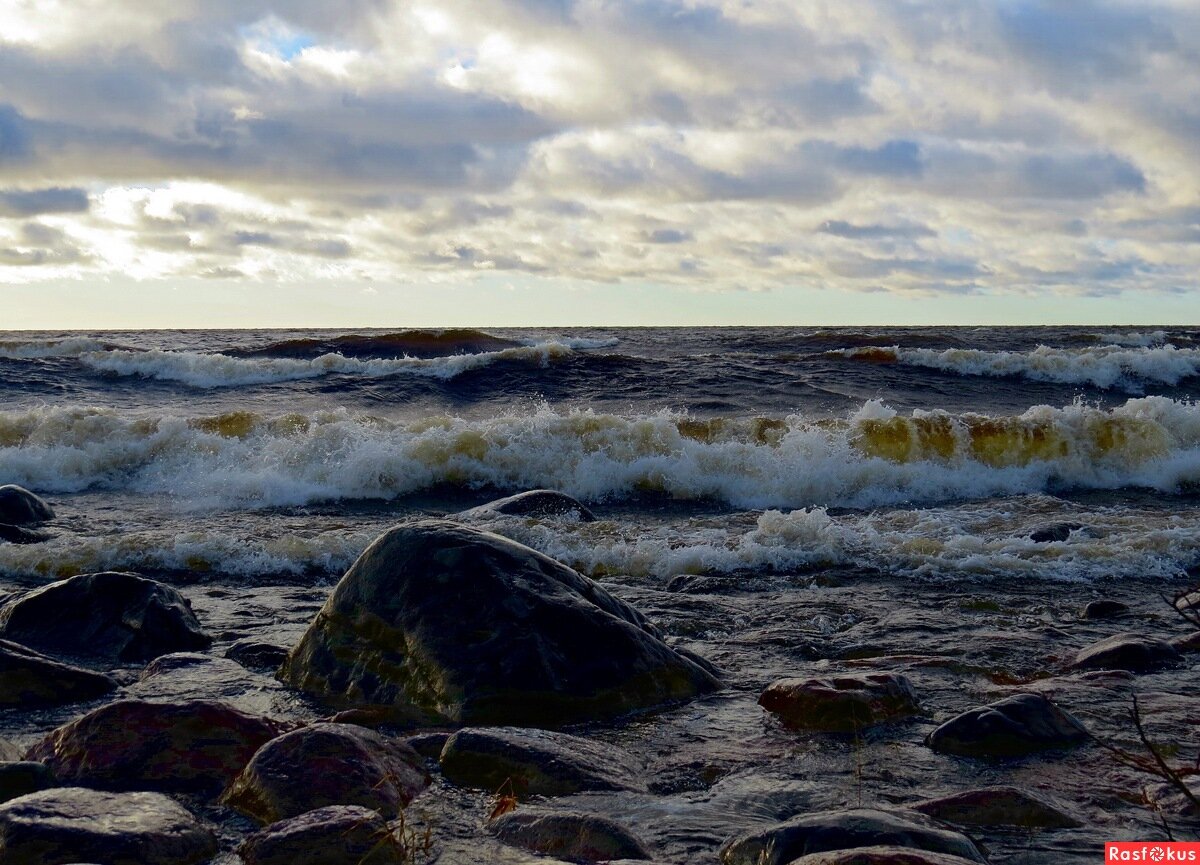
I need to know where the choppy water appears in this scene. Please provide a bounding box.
[2,326,1199,584]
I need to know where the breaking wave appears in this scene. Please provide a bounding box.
[833,344,1200,391]
[75,342,575,387]
[3,398,1199,510]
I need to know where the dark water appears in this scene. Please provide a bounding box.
[2,326,1199,862]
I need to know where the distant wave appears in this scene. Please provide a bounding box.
[0,337,115,359]
[76,341,575,387]
[235,328,520,359]
[832,344,1200,391]
[3,398,1199,510]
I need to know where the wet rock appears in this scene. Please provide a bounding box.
[1028,522,1083,543]
[784,848,985,865]
[1145,779,1200,818]
[26,699,287,796]
[489,809,651,863]
[0,787,217,865]
[719,808,985,865]
[227,639,290,671]
[460,489,597,522]
[129,652,287,713]
[758,673,920,733]
[238,805,401,865]
[1080,600,1129,620]
[1175,590,1200,612]
[0,638,117,707]
[911,785,1082,829]
[279,520,720,728]
[1070,633,1181,673]
[405,731,451,759]
[1172,631,1200,654]
[925,693,1090,758]
[0,484,54,525]
[0,523,53,544]
[222,722,430,823]
[440,726,646,797]
[0,762,56,804]
[0,571,211,663]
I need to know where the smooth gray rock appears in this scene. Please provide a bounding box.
[911,786,1082,828]
[719,808,986,865]
[0,787,217,865]
[925,693,1090,758]
[0,638,116,708]
[1080,600,1130,620]
[783,848,985,865]
[440,726,646,797]
[26,699,288,796]
[222,722,430,823]
[460,490,597,522]
[489,810,651,863]
[238,805,402,865]
[0,572,211,663]
[759,673,921,733]
[1070,633,1181,673]
[0,485,54,525]
[279,521,719,728]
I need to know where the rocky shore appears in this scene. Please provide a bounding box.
[0,484,1198,864]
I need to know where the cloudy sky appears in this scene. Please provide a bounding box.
[1,0,1198,327]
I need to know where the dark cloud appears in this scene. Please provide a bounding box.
[647,228,692,244]
[0,187,89,217]
[0,106,32,161]
[818,220,935,240]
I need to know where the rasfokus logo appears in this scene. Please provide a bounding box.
[1107,843,1200,861]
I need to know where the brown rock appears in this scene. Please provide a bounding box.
[759,673,921,733]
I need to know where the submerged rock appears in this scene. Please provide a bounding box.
[222,722,430,823]
[489,809,651,863]
[911,786,1082,828]
[278,520,719,727]
[0,638,117,707]
[0,761,56,804]
[440,726,646,797]
[0,485,54,525]
[719,808,985,865]
[1070,633,1182,673]
[758,673,921,733]
[226,639,290,671]
[26,699,287,796]
[0,571,211,663]
[784,848,985,865]
[238,805,402,865]
[1028,522,1083,543]
[459,490,597,522]
[1080,600,1130,620]
[0,523,53,545]
[0,787,217,865]
[925,693,1089,758]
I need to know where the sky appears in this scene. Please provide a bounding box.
[1,0,1198,327]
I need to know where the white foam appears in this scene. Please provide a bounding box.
[77,341,574,387]
[3,399,1200,512]
[835,344,1200,391]
[0,337,111,359]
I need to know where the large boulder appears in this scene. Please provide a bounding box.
[439,727,646,797]
[0,485,54,525]
[0,638,116,707]
[0,572,211,663]
[720,808,985,865]
[0,787,217,865]
[911,786,1082,829]
[925,693,1090,758]
[278,521,720,727]
[758,673,921,733]
[238,805,403,865]
[1070,633,1181,674]
[489,810,651,863]
[26,699,288,796]
[460,490,597,522]
[222,723,430,823]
